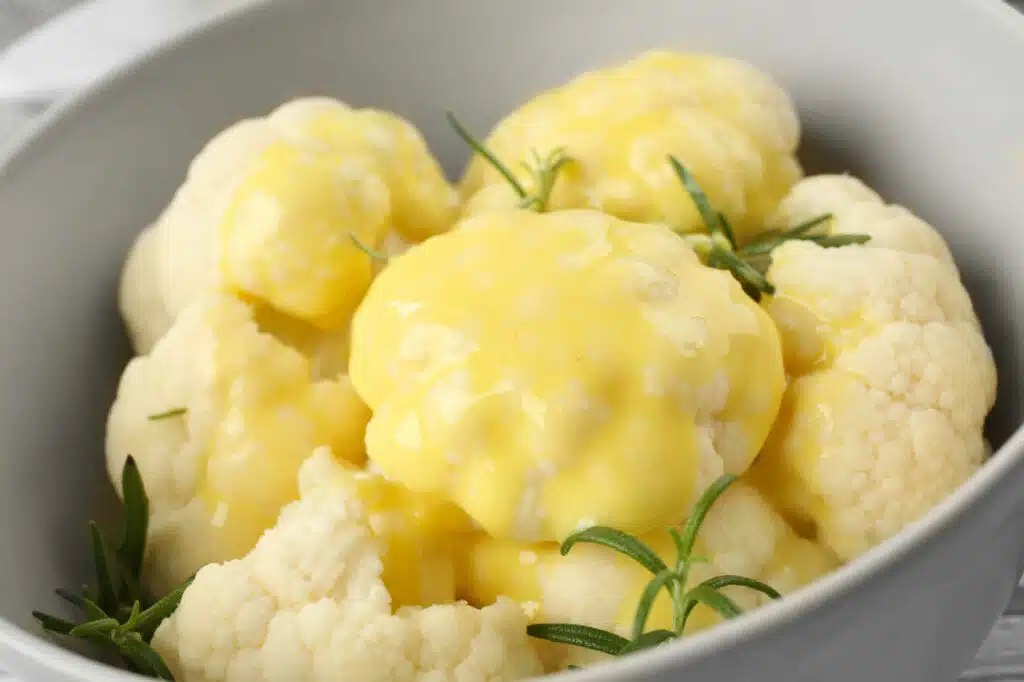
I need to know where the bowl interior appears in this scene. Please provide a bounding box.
[0,0,1023,670]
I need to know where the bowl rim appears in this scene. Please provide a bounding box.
[1,0,1023,679]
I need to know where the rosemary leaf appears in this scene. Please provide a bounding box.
[619,629,677,654]
[524,147,571,211]
[808,233,871,248]
[560,526,669,577]
[526,623,630,656]
[78,596,110,623]
[717,212,738,250]
[668,529,686,566]
[349,233,388,263]
[88,522,118,616]
[147,408,187,422]
[786,212,834,237]
[55,588,85,611]
[631,569,679,640]
[679,584,743,630]
[739,225,863,257]
[446,112,527,199]
[121,601,142,632]
[712,247,774,297]
[118,456,149,602]
[675,475,738,563]
[32,611,75,635]
[135,578,193,642]
[69,618,119,638]
[669,156,721,236]
[118,632,175,680]
[697,574,782,601]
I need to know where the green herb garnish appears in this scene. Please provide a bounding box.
[446,112,572,213]
[668,155,870,301]
[349,233,389,263]
[33,456,189,680]
[147,408,187,422]
[527,474,781,659]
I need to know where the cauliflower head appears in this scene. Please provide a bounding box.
[349,209,785,543]
[119,97,459,367]
[152,448,544,682]
[106,294,371,595]
[458,480,836,669]
[458,51,801,241]
[751,175,997,559]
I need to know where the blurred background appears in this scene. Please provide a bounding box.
[0,0,1023,680]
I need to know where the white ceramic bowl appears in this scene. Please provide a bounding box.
[1,1,1024,681]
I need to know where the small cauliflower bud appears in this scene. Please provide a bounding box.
[349,210,785,542]
[752,185,997,559]
[219,138,390,329]
[458,51,802,241]
[458,481,837,670]
[105,294,371,595]
[152,448,543,682]
[296,106,461,243]
[118,97,458,369]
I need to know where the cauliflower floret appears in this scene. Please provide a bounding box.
[458,481,836,670]
[458,51,802,241]
[218,137,389,329]
[106,294,371,594]
[152,448,543,682]
[750,176,997,560]
[119,97,459,369]
[348,210,785,543]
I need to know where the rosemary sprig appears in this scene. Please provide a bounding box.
[446,112,572,213]
[527,474,781,659]
[669,155,870,301]
[33,456,188,680]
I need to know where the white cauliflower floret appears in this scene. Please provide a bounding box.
[752,176,997,560]
[152,448,543,682]
[106,294,370,595]
[119,97,458,373]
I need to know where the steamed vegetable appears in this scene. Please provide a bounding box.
[151,448,544,682]
[749,175,997,559]
[119,97,459,375]
[105,294,371,595]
